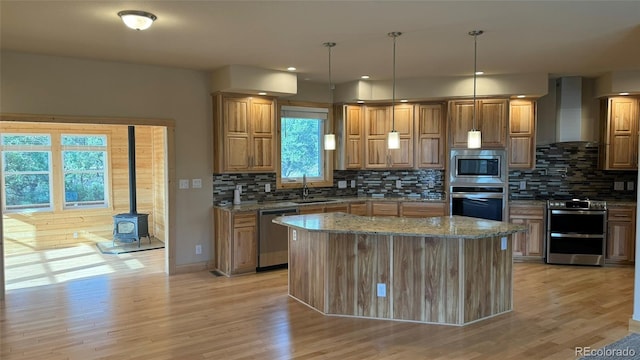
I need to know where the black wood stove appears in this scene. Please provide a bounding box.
[113,126,150,247]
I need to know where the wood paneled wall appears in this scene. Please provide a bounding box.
[1,122,167,253]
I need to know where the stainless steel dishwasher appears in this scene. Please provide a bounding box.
[258,207,299,270]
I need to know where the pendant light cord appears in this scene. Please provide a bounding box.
[324,42,336,103]
[469,30,483,131]
[388,32,402,131]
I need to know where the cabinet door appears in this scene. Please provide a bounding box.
[370,201,398,216]
[450,100,475,148]
[525,218,545,257]
[349,202,368,216]
[416,104,445,168]
[389,104,414,168]
[224,97,251,171]
[511,218,527,256]
[478,99,507,148]
[606,97,638,170]
[250,98,275,171]
[365,106,391,168]
[509,100,536,169]
[509,204,545,259]
[606,206,636,263]
[233,225,257,273]
[345,105,364,169]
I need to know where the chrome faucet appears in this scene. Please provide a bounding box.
[302,174,309,199]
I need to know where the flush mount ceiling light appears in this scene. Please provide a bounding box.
[387,31,402,150]
[467,30,484,149]
[118,10,157,31]
[323,42,337,151]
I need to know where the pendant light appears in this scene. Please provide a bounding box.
[387,32,402,150]
[467,30,484,149]
[323,42,337,151]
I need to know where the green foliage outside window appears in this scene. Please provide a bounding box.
[280,117,322,179]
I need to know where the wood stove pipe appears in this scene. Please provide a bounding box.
[128,125,137,214]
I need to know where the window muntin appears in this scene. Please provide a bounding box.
[61,134,108,209]
[280,106,328,184]
[1,134,53,211]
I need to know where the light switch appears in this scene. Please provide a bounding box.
[338,180,347,189]
[396,180,402,189]
[265,183,271,192]
[501,237,507,251]
[350,180,356,188]
[519,180,526,190]
[627,181,635,191]
[614,181,624,191]
[179,179,189,189]
[377,283,386,297]
[192,178,202,188]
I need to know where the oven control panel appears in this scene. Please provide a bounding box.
[547,199,607,210]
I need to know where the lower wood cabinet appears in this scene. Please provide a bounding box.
[214,208,257,276]
[606,205,636,264]
[399,201,447,217]
[509,203,545,261]
[349,201,368,215]
[370,201,399,216]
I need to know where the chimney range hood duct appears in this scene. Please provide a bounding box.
[554,76,598,143]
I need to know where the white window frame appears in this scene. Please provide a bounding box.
[0,133,54,212]
[61,134,109,209]
[277,104,333,189]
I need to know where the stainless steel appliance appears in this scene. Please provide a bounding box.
[450,149,507,221]
[546,199,607,266]
[258,207,299,270]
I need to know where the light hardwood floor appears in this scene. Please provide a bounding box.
[1,249,635,360]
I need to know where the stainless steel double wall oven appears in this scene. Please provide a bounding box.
[449,149,507,221]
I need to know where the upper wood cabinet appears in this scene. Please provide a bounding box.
[601,96,640,170]
[415,103,446,169]
[213,93,276,173]
[508,99,536,169]
[450,99,508,149]
[335,105,364,170]
[364,104,414,169]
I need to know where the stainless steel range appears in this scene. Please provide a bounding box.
[546,199,607,266]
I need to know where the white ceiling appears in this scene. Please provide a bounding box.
[1,1,639,85]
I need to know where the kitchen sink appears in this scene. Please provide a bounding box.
[291,199,337,204]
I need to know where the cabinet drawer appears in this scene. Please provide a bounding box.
[370,202,399,216]
[299,205,325,214]
[325,204,349,213]
[234,212,257,227]
[349,202,369,216]
[400,202,446,217]
[509,205,544,218]
[608,207,635,221]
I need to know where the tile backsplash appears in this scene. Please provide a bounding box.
[212,169,446,204]
[508,141,637,201]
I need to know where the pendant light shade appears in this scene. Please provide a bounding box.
[324,42,336,151]
[118,10,157,31]
[387,32,402,150]
[467,30,484,149]
[324,134,336,150]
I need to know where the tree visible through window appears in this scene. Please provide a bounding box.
[280,106,328,183]
[61,134,108,208]
[1,134,53,211]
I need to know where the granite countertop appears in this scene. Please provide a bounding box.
[214,196,447,212]
[273,213,526,239]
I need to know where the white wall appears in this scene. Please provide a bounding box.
[0,51,213,267]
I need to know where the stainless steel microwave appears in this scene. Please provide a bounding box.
[450,149,506,185]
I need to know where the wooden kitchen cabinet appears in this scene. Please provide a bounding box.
[298,205,326,214]
[509,203,545,261]
[399,201,447,217]
[213,93,276,173]
[601,96,640,170]
[324,203,349,213]
[364,104,414,169]
[606,205,636,264]
[508,99,536,169]
[214,209,257,276]
[416,103,446,169]
[335,105,364,169]
[370,201,399,216]
[450,99,508,149]
[349,201,368,216]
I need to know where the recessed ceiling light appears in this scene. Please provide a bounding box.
[517,95,526,98]
[258,92,267,95]
[400,99,408,103]
[361,75,370,79]
[303,77,312,81]
[620,92,630,96]
[287,67,297,71]
[475,71,484,75]
[356,100,365,104]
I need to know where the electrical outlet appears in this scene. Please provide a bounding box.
[350,180,356,188]
[73,232,78,239]
[519,180,527,190]
[427,180,435,188]
[501,237,507,250]
[179,179,189,189]
[265,183,271,192]
[628,181,635,191]
[614,181,625,191]
[195,244,202,255]
[377,283,386,297]
[395,180,402,189]
[338,180,347,189]
[292,229,297,241]
[192,178,202,188]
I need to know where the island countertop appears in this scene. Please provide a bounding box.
[273,212,526,239]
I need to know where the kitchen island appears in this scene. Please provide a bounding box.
[273,213,527,326]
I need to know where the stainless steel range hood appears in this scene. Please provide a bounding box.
[554,76,599,143]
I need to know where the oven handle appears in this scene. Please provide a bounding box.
[549,209,607,215]
[451,193,504,199]
[549,233,605,239]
